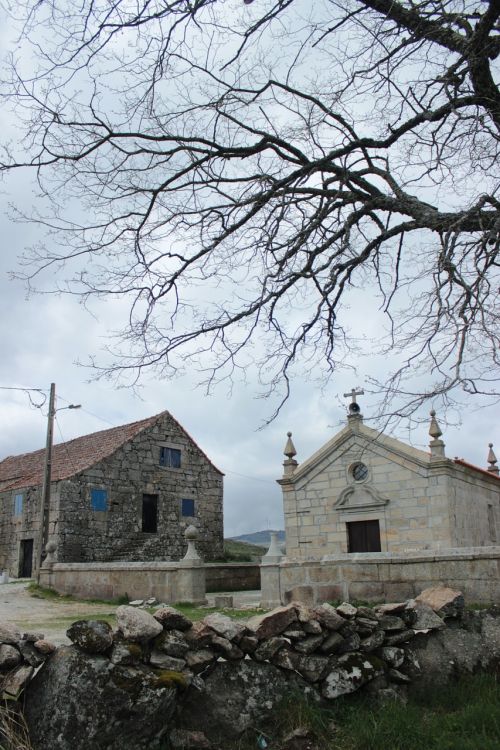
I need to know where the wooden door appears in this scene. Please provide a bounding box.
[347,520,381,552]
[19,539,34,578]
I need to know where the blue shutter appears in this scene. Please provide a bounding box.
[14,494,23,515]
[181,498,195,517]
[91,488,108,511]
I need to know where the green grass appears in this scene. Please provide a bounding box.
[212,539,265,562]
[171,602,264,621]
[27,583,264,623]
[231,675,500,750]
[27,582,129,605]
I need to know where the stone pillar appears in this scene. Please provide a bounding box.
[260,532,283,608]
[39,540,57,589]
[176,526,207,605]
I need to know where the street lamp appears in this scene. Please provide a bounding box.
[37,383,81,579]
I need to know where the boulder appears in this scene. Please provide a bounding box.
[415,587,464,618]
[154,630,190,658]
[150,651,186,671]
[22,631,45,643]
[411,603,446,632]
[154,607,193,632]
[203,613,247,642]
[0,623,21,645]
[210,635,244,660]
[184,622,215,648]
[2,664,34,698]
[311,604,344,631]
[336,602,357,618]
[66,620,114,654]
[18,640,46,667]
[116,606,163,642]
[169,729,212,749]
[360,630,385,653]
[25,645,178,750]
[185,649,216,674]
[247,605,298,640]
[321,653,385,699]
[293,634,325,655]
[254,636,289,662]
[319,632,345,655]
[176,660,317,742]
[0,644,22,670]
[33,639,56,655]
[377,647,404,669]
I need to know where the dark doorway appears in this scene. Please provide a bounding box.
[347,520,381,553]
[142,494,158,533]
[19,539,34,578]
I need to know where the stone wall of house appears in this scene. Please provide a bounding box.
[261,546,500,608]
[56,413,223,563]
[0,486,44,577]
[0,412,223,576]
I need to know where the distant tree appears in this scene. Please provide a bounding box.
[1,0,499,419]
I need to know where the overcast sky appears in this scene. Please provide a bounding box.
[1,2,499,539]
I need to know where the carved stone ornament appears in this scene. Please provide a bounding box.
[334,484,389,513]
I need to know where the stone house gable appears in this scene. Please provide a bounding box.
[0,411,223,577]
[279,408,500,561]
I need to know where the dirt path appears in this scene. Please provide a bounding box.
[0,582,120,645]
[0,582,262,645]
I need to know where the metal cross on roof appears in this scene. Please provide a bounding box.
[343,387,364,404]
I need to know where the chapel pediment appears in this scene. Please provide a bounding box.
[334,484,389,513]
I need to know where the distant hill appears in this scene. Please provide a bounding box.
[229,529,285,547]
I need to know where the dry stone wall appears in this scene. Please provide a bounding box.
[3,587,500,749]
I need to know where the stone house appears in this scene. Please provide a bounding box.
[278,395,500,560]
[0,411,223,577]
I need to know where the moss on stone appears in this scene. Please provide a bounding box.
[150,669,188,690]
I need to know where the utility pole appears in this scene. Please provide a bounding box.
[36,384,81,581]
[37,383,55,580]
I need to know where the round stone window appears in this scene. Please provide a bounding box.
[351,462,369,482]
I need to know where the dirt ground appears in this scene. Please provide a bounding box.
[0,581,262,645]
[0,581,120,644]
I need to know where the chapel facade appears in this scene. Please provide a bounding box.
[278,393,500,560]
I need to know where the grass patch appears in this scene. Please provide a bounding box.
[239,675,500,750]
[171,603,264,621]
[212,539,265,562]
[27,582,128,606]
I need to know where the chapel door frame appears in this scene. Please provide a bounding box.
[346,519,381,553]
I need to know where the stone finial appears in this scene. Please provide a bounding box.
[42,540,57,566]
[262,531,283,563]
[182,525,202,561]
[429,410,446,458]
[283,432,298,476]
[487,443,499,475]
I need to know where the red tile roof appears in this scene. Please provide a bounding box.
[453,458,500,481]
[0,411,222,492]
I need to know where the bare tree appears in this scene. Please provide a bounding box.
[1,0,499,419]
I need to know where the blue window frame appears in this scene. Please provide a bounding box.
[91,488,108,511]
[14,493,23,516]
[181,498,195,517]
[160,447,181,468]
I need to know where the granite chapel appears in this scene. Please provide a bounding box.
[278,391,500,560]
